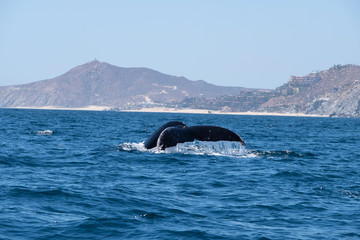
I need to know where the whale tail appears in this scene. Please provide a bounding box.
[144,121,186,149]
[188,126,246,146]
[144,121,246,150]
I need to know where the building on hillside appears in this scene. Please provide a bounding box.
[288,74,320,88]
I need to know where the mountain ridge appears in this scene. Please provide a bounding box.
[0,60,245,108]
[1,61,360,117]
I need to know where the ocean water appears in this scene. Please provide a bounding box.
[0,109,359,240]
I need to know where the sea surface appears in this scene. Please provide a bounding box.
[0,109,359,240]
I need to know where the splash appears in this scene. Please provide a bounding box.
[37,130,53,136]
[118,141,248,157]
[165,141,247,157]
[118,142,148,152]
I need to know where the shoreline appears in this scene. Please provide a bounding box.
[3,106,328,118]
[125,107,327,117]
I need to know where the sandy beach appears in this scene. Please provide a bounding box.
[125,107,328,117]
[8,105,113,111]
[5,105,327,117]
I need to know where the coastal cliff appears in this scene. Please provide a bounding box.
[260,64,360,117]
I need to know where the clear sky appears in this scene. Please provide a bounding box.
[1,0,359,89]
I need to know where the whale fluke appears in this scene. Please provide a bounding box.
[144,121,186,149]
[144,121,246,150]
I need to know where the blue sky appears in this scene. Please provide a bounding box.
[1,0,359,89]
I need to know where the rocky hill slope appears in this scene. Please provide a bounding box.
[260,64,360,117]
[0,61,244,109]
[169,64,360,117]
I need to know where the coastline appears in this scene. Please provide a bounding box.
[125,107,327,117]
[3,106,328,117]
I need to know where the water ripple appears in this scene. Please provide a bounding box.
[1,109,359,240]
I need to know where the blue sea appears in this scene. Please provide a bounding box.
[1,109,359,240]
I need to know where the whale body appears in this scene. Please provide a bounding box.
[144,121,246,150]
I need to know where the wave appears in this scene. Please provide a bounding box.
[248,150,316,159]
[118,141,249,158]
[7,187,76,199]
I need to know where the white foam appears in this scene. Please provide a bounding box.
[37,130,53,136]
[119,141,249,158]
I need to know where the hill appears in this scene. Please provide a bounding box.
[2,61,360,117]
[0,60,244,109]
[260,64,360,117]
[170,64,360,117]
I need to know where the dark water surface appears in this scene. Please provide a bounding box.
[1,109,359,239]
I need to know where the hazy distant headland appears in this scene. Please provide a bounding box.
[1,61,360,118]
